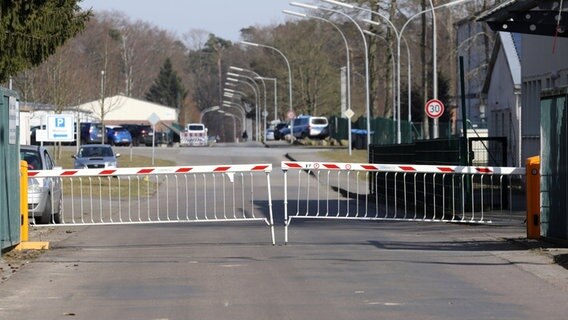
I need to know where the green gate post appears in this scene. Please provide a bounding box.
[0,88,21,253]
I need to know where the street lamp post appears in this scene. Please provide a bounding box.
[327,0,475,142]
[227,76,261,141]
[229,67,268,143]
[284,9,354,155]
[199,105,220,123]
[256,76,278,123]
[100,70,105,145]
[363,29,398,142]
[227,73,263,141]
[240,41,293,117]
[291,1,371,152]
[223,101,247,132]
[216,110,237,143]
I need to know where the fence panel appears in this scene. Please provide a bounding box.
[283,161,525,244]
[28,164,275,245]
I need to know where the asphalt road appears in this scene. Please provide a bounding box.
[1,142,567,320]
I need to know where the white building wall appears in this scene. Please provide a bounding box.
[486,47,520,166]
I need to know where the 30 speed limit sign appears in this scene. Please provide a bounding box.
[425,99,445,119]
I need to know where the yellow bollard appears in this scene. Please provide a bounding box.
[20,160,29,242]
[526,156,540,240]
[15,160,49,251]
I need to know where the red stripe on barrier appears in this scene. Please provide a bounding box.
[361,165,378,171]
[437,167,455,173]
[285,163,303,168]
[99,170,116,175]
[323,164,340,169]
[137,169,154,174]
[251,165,269,171]
[175,168,193,173]
[214,166,231,172]
[399,166,416,172]
[61,171,78,176]
[476,168,492,173]
[28,172,39,177]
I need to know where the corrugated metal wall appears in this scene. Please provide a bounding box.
[540,87,568,242]
[0,88,21,251]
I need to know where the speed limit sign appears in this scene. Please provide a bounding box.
[425,99,445,119]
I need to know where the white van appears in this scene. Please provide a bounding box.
[180,123,208,146]
[292,116,329,139]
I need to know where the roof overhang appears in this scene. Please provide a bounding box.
[477,0,568,37]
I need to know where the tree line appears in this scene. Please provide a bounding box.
[2,0,499,140]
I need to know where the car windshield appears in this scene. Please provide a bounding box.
[21,150,42,170]
[79,147,114,157]
[188,125,204,131]
[311,118,328,125]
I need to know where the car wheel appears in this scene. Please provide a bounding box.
[52,195,62,224]
[39,194,52,224]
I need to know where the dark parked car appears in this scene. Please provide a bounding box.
[143,131,172,146]
[106,126,133,146]
[120,124,153,146]
[80,123,104,144]
[273,122,288,141]
[20,145,62,224]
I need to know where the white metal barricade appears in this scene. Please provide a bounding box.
[282,161,525,243]
[29,164,275,245]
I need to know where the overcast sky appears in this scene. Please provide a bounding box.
[80,0,307,41]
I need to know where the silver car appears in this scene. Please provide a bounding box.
[20,145,62,224]
[73,144,120,169]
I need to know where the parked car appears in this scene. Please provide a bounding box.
[265,128,275,141]
[73,144,120,169]
[20,145,62,224]
[106,126,133,146]
[120,124,153,146]
[291,115,329,139]
[278,125,292,141]
[144,130,172,146]
[273,122,288,140]
[80,123,104,144]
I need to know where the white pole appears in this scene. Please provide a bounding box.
[291,2,371,151]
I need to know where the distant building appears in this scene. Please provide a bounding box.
[482,32,522,166]
[74,95,178,130]
[479,0,568,242]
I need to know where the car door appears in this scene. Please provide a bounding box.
[43,149,62,208]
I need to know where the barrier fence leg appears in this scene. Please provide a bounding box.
[266,172,275,245]
[284,170,289,245]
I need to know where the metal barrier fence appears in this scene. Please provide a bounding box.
[282,161,525,244]
[28,164,275,245]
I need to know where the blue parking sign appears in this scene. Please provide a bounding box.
[46,114,75,142]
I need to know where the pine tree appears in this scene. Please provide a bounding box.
[145,58,187,108]
[0,0,91,82]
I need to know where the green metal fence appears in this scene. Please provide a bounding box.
[0,88,21,252]
[329,116,415,146]
[540,87,568,242]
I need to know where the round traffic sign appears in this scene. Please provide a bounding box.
[425,99,445,119]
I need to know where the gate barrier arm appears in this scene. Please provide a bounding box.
[282,161,526,244]
[28,163,275,245]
